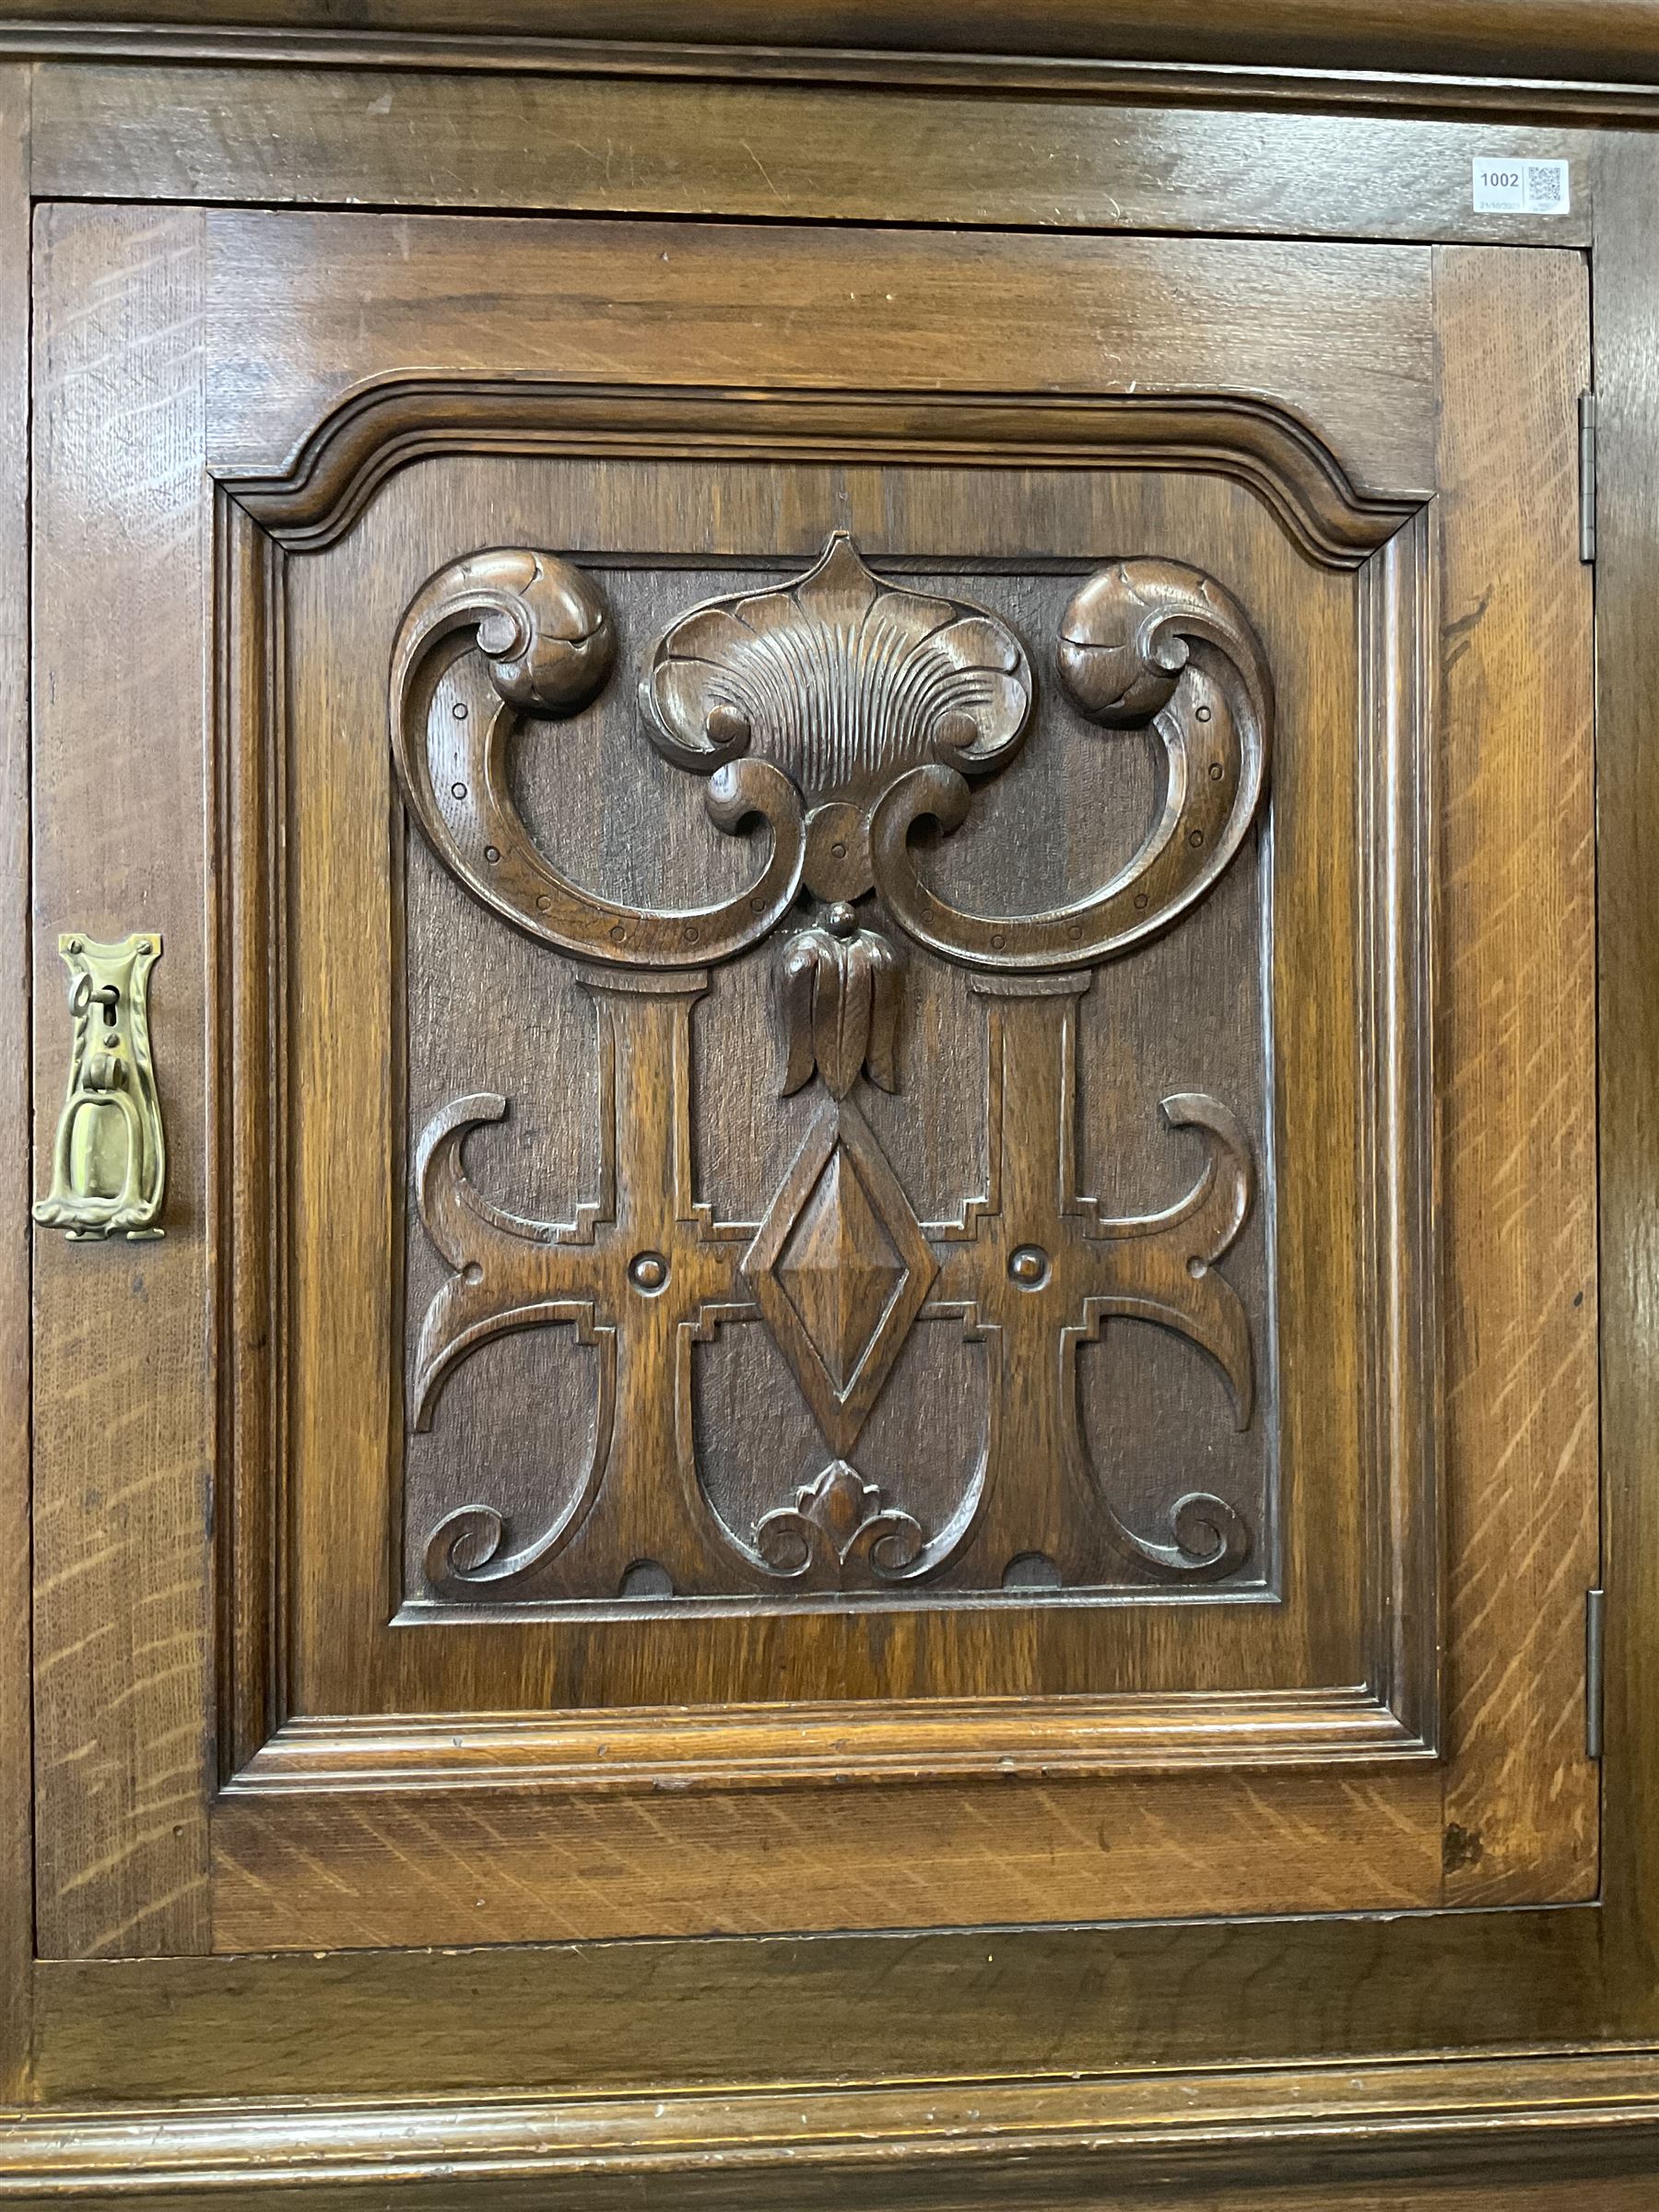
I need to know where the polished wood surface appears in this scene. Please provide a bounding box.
[211,1770,1448,1951]
[283,453,1359,1705]
[26,199,1530,1955]
[202,215,1437,497]
[229,276,1579,1954]
[1434,245,1597,1902]
[1590,129,1659,2036]
[6,0,1659,86]
[42,205,1543,1952]
[16,2050,1659,2207]
[201,217,1430,1939]
[29,1906,1608,2103]
[29,203,213,1959]
[2,22,1655,2210]
[27,68,1597,244]
[0,60,29,2110]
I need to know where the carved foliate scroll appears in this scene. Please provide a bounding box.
[391,547,806,967]
[870,559,1270,969]
[392,535,1273,1603]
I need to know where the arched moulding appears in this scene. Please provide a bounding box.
[869,559,1271,974]
[1077,1090,1255,1582]
[389,547,806,970]
[227,380,1420,570]
[413,1093,618,1599]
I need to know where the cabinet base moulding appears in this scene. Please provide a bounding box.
[226,1688,1429,1796]
[10,2053,1659,2206]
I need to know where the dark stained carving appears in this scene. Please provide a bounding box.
[641,531,1032,901]
[416,971,759,1599]
[870,558,1270,971]
[928,977,1253,1583]
[775,904,901,1100]
[744,1096,939,1464]
[394,537,1273,1601]
[390,547,807,971]
[754,1461,924,1589]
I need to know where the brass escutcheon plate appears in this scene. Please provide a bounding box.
[33,931,166,1242]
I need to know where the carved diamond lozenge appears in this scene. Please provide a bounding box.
[776,1147,908,1391]
[745,1099,937,1456]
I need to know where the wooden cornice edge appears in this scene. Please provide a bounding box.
[7,0,1659,87]
[7,21,1659,122]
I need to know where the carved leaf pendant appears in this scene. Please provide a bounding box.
[775,902,901,1100]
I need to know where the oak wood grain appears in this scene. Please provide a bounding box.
[30,204,214,1959]
[28,66,1596,246]
[267,460,1378,1712]
[203,213,1437,503]
[211,1768,1445,1951]
[9,0,1659,87]
[32,1903,1606,2101]
[6,65,1628,2194]
[1590,131,1659,2034]
[1434,245,1598,1906]
[0,61,31,2104]
[272,456,1361,1713]
[183,212,1591,1948]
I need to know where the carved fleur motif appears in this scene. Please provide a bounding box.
[641,532,1032,900]
[754,1460,924,1587]
[775,902,901,1100]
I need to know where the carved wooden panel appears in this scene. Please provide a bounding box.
[393,535,1272,1606]
[220,405,1419,1747]
[191,215,1530,1865]
[19,185,1599,1985]
[112,212,1595,1959]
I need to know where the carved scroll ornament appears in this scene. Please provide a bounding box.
[392,535,1273,1601]
[870,559,1270,970]
[390,547,807,968]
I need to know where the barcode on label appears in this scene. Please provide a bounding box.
[1472,157,1571,214]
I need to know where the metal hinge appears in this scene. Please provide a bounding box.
[1580,389,1598,563]
[1586,1585,1606,1759]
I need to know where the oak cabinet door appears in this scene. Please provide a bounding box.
[30,207,1594,1962]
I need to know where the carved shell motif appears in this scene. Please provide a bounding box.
[641,532,1033,900]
